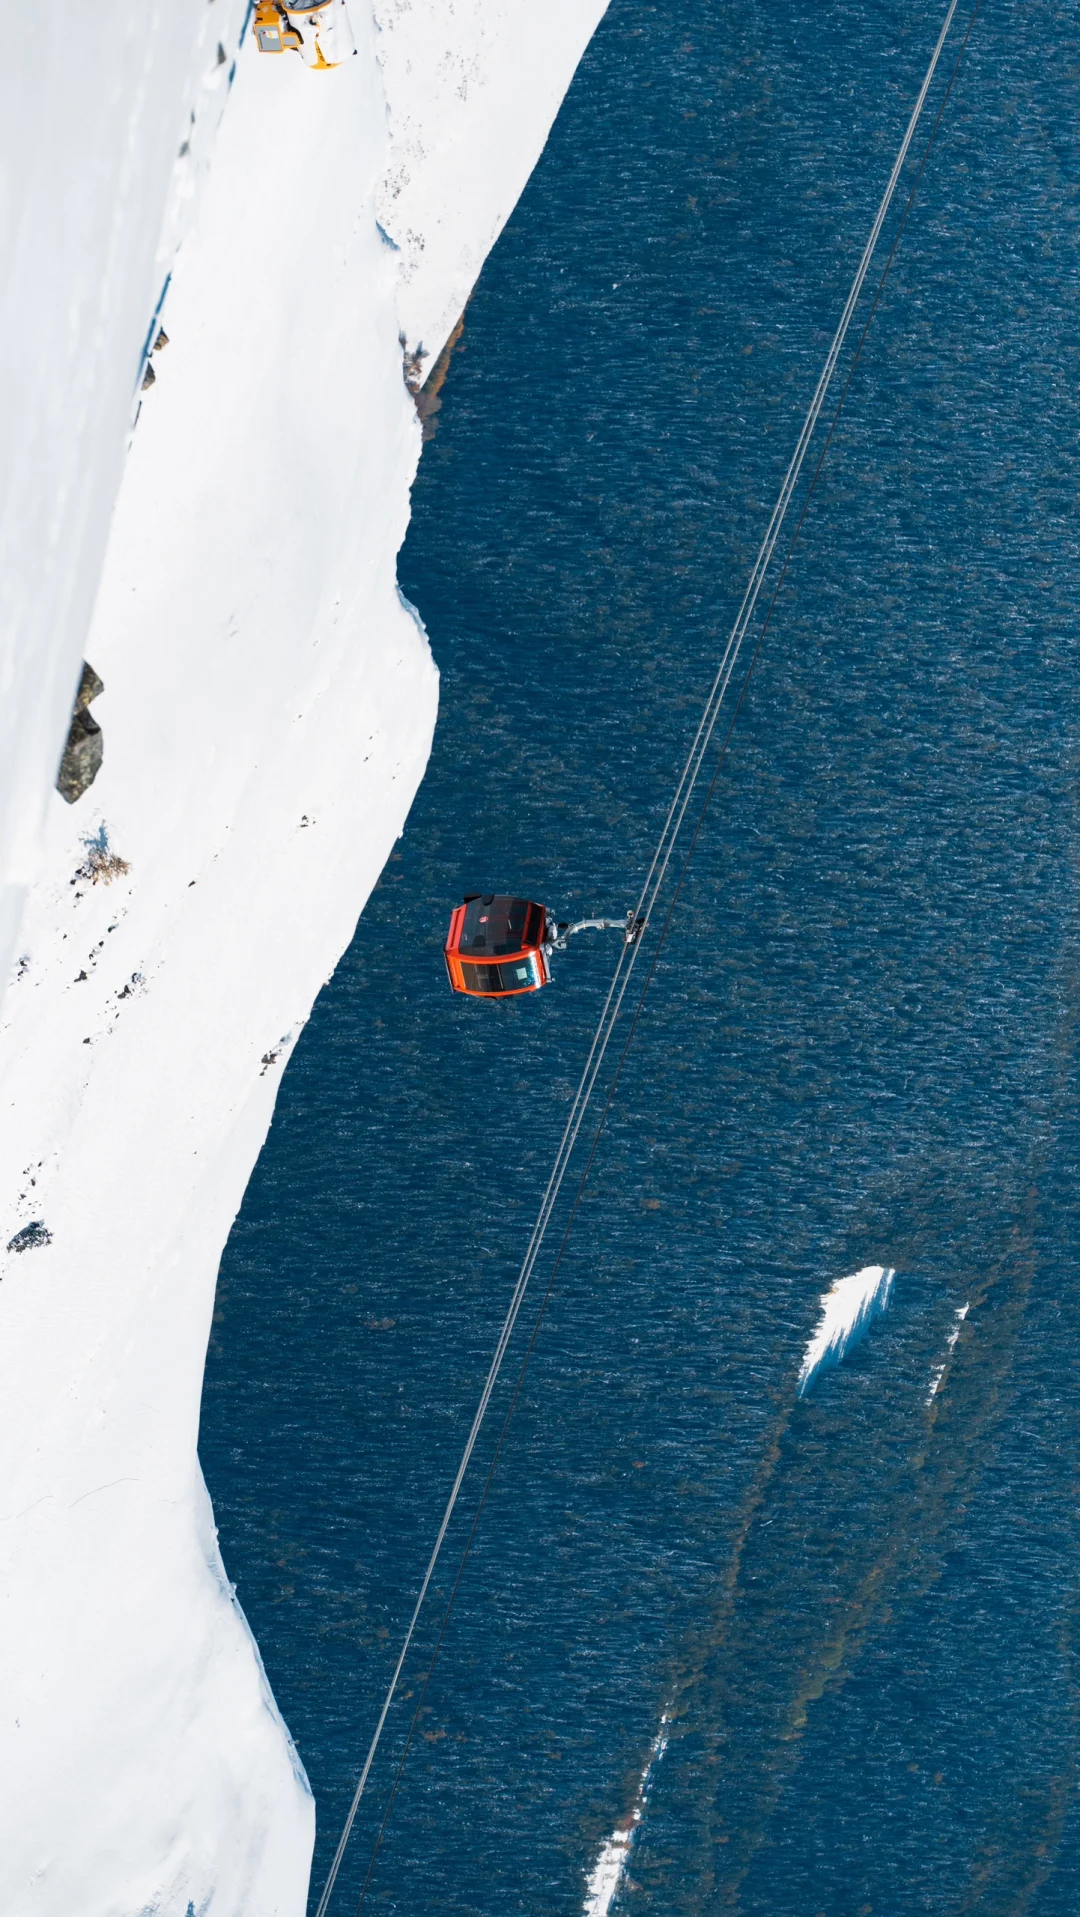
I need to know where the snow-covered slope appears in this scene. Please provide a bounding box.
[375,0,613,367]
[0,0,248,1003]
[0,5,607,1913]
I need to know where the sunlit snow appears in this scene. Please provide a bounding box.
[928,1301,970,1402]
[0,4,609,1911]
[797,1264,895,1397]
[583,1717,670,1917]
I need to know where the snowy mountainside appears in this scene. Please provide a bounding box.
[376,0,609,367]
[0,5,608,1913]
[0,0,248,1011]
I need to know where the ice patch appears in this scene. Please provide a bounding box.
[797,1265,895,1397]
[928,1302,969,1402]
[583,1716,669,1917]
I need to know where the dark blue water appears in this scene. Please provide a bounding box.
[200,3,1080,1911]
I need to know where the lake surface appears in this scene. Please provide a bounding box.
[200,2,1080,1910]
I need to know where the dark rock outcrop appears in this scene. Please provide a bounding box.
[56,663,104,805]
[7,1220,51,1254]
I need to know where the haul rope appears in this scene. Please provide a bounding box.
[314,5,977,1908]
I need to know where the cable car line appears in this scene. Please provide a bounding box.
[348,11,981,1880]
[314,6,976,1908]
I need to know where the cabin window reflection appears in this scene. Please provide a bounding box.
[460,896,530,955]
[498,958,538,990]
[460,956,539,994]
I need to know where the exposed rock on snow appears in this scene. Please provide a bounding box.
[411,313,467,441]
[6,1220,52,1255]
[0,5,610,1914]
[56,664,105,805]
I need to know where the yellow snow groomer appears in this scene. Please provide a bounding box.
[253,0,355,68]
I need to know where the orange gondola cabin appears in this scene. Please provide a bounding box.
[444,895,550,998]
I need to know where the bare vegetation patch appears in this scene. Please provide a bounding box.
[74,826,130,886]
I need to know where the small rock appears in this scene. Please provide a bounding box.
[7,1221,51,1254]
[74,662,104,711]
[141,360,156,391]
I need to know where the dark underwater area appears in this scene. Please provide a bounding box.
[200,1,1080,1910]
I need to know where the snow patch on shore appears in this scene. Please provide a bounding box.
[583,1716,670,1917]
[928,1301,969,1402]
[797,1265,895,1397]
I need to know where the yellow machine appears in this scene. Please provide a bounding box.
[253,0,355,68]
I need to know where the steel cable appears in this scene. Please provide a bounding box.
[314,6,969,1908]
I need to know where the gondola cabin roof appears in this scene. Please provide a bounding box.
[444,895,550,998]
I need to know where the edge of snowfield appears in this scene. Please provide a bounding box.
[0,0,250,1018]
[0,6,607,1914]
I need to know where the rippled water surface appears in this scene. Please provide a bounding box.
[200,3,1080,1910]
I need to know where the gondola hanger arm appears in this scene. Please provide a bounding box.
[547,911,644,952]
